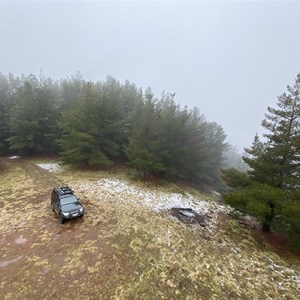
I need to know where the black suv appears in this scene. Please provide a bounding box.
[51,187,84,224]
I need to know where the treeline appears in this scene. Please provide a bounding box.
[222,74,300,249]
[0,72,228,187]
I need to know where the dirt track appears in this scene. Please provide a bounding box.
[1,157,300,300]
[0,158,94,299]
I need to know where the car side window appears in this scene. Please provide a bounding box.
[52,191,59,205]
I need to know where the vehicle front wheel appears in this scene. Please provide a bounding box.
[59,214,65,224]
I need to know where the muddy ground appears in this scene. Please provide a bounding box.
[0,157,300,299]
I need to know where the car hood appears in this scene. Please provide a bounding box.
[61,202,83,213]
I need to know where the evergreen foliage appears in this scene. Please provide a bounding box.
[125,88,167,175]
[222,74,300,248]
[0,73,12,154]
[8,76,58,155]
[221,168,252,188]
[244,75,300,189]
[281,192,300,249]
[58,81,126,165]
[0,71,228,188]
[224,182,285,227]
[58,71,84,111]
[0,73,21,154]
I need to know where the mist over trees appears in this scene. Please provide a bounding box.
[0,72,229,188]
[222,74,300,248]
[223,145,248,172]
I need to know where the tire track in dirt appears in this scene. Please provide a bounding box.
[0,157,120,300]
[6,157,62,189]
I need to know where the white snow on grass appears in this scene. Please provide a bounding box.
[73,178,230,215]
[36,163,62,173]
[69,177,300,294]
[100,178,229,213]
[268,259,300,290]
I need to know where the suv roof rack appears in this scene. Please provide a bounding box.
[56,186,74,196]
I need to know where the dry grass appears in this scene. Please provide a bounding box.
[0,157,299,299]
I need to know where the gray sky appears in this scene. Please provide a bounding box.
[1,1,300,151]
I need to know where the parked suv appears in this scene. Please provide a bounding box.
[51,187,84,224]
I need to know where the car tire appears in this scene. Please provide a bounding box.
[59,214,65,224]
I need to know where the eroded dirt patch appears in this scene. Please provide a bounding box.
[170,207,208,226]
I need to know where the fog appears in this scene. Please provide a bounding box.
[1,1,300,150]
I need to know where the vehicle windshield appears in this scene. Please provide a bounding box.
[60,195,77,206]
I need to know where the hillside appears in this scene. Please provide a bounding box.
[0,157,299,299]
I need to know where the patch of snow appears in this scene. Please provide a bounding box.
[74,178,231,215]
[268,258,300,290]
[0,256,23,267]
[179,210,196,218]
[292,275,300,290]
[9,155,21,159]
[36,163,62,173]
[15,235,27,244]
[71,177,300,294]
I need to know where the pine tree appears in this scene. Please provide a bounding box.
[58,83,110,165]
[8,78,58,155]
[125,88,167,176]
[156,93,189,178]
[243,134,270,184]
[0,73,13,154]
[203,121,228,186]
[177,107,209,183]
[58,71,84,110]
[224,74,300,240]
[58,80,127,165]
[244,75,300,189]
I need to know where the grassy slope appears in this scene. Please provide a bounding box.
[0,157,299,300]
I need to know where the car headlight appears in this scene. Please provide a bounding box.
[62,212,69,217]
[79,207,84,213]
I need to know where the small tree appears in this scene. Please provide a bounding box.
[223,182,286,232]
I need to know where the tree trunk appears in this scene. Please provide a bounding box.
[262,201,275,232]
